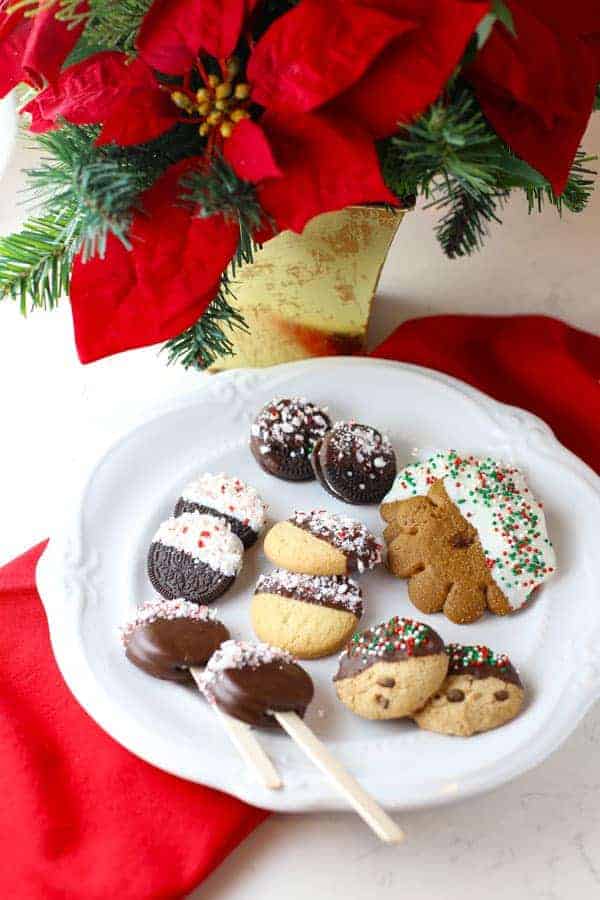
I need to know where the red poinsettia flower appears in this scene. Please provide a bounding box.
[466,1,600,194]
[70,159,240,363]
[0,0,87,97]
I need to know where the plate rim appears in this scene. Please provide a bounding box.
[36,356,600,812]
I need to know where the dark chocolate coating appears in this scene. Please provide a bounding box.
[125,617,230,683]
[334,627,445,681]
[450,661,522,688]
[311,423,396,505]
[250,398,331,481]
[147,542,235,604]
[205,660,314,727]
[174,498,258,549]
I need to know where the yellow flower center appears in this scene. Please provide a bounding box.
[171,60,251,140]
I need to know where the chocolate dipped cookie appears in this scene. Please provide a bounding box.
[381,451,556,624]
[250,397,331,481]
[148,511,243,604]
[121,597,229,683]
[264,509,382,576]
[174,472,266,548]
[334,616,448,720]
[200,640,314,727]
[311,421,396,504]
[251,568,363,659]
[413,643,524,736]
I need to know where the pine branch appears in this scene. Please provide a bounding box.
[525,151,596,215]
[0,210,74,312]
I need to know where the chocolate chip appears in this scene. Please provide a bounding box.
[375,694,389,709]
[446,689,465,703]
[451,533,474,549]
[376,677,396,688]
[494,690,509,701]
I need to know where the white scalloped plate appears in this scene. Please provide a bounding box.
[36,358,600,812]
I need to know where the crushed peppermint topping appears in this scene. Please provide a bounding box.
[382,450,556,610]
[339,616,438,665]
[120,597,215,644]
[181,472,266,532]
[328,421,395,475]
[153,511,243,576]
[256,568,363,615]
[251,397,330,458]
[447,642,511,674]
[200,639,295,697]
[291,509,382,573]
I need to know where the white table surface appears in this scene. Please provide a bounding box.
[1,108,600,899]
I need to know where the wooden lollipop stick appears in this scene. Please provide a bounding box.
[273,711,404,844]
[190,668,282,790]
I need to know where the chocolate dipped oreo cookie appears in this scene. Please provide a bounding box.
[264,509,382,576]
[311,421,396,504]
[174,472,266,549]
[251,568,363,659]
[121,597,229,683]
[413,643,524,736]
[334,616,448,720]
[148,512,243,604]
[250,397,331,481]
[200,640,314,727]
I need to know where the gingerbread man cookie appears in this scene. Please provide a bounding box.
[381,451,556,624]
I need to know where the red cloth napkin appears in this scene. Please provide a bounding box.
[1,314,599,899]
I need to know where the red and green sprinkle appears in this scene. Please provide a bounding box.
[345,615,434,662]
[447,642,511,675]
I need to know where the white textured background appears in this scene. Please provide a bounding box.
[1,101,599,898]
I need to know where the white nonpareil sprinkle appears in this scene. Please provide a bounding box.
[181,472,267,532]
[120,597,215,644]
[153,511,243,576]
[200,639,296,697]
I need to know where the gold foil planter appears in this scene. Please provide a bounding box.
[209,206,403,371]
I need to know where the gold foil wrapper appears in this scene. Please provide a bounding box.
[209,206,403,371]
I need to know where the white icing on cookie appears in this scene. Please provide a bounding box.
[181,473,266,533]
[153,512,243,577]
[382,450,556,610]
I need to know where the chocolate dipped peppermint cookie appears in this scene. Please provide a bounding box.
[200,640,314,727]
[250,397,331,481]
[122,597,229,683]
[148,512,243,604]
[174,472,266,549]
[264,509,382,576]
[413,643,524,736]
[334,616,447,720]
[251,568,363,659]
[311,421,396,504]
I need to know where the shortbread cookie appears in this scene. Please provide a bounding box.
[251,568,363,659]
[334,616,447,720]
[174,473,266,548]
[311,421,396,504]
[148,512,243,604]
[413,643,524,736]
[250,397,331,481]
[263,509,382,576]
[381,451,556,624]
[200,640,314,727]
[121,597,229,683]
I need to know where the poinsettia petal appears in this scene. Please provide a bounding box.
[0,0,87,96]
[22,52,164,134]
[95,89,178,146]
[467,1,598,193]
[248,0,417,113]
[224,119,281,182]
[257,110,398,234]
[137,0,245,74]
[70,159,240,363]
[334,0,489,138]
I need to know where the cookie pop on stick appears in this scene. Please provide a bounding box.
[201,640,404,843]
[121,598,281,790]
